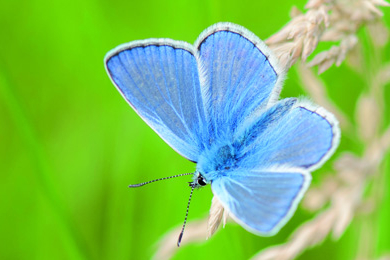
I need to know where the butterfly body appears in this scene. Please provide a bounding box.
[105,23,340,236]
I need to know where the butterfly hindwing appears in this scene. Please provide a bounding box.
[208,99,339,233]
[105,40,207,162]
[235,99,340,171]
[211,168,311,235]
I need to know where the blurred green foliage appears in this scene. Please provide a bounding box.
[0,0,389,259]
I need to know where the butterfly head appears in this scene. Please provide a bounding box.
[190,172,209,188]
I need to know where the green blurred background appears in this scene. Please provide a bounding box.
[1,0,389,259]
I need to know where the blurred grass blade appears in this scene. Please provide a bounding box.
[0,69,91,260]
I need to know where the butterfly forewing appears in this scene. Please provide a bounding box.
[105,41,208,162]
[195,24,285,140]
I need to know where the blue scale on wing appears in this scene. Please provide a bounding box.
[233,98,297,152]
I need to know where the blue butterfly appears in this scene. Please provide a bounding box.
[104,22,340,245]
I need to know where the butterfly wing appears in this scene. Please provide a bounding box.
[235,99,340,171]
[211,167,311,235]
[195,23,285,140]
[105,40,207,162]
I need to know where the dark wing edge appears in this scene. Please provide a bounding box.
[293,99,341,172]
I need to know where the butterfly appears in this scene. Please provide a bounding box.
[104,22,340,245]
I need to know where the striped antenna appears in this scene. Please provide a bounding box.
[128,173,193,188]
[177,185,196,247]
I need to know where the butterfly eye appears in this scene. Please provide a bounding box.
[197,175,207,186]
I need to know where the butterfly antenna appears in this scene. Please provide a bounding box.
[128,173,193,188]
[177,185,195,247]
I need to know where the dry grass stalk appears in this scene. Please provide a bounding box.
[367,21,390,46]
[266,2,331,68]
[356,94,381,142]
[377,253,390,260]
[266,0,388,72]
[307,35,358,73]
[152,219,209,260]
[378,63,390,84]
[207,196,227,238]
[296,62,351,130]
